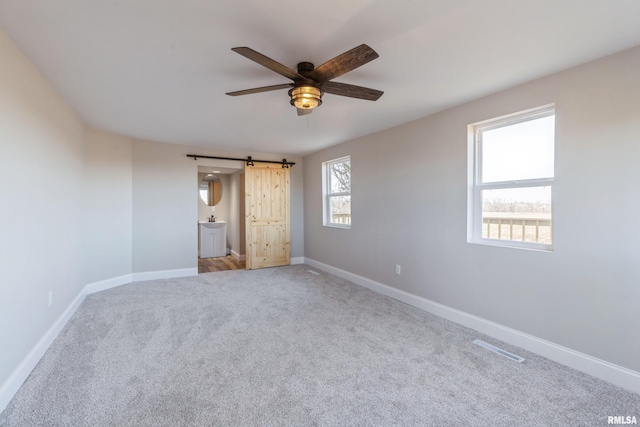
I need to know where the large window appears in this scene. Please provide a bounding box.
[323,156,351,228]
[468,105,555,250]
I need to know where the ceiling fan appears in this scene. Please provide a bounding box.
[225,44,383,116]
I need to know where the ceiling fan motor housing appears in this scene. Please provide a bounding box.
[296,61,315,75]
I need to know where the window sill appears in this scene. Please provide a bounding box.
[468,238,553,252]
[323,223,351,230]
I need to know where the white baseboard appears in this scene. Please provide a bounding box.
[86,268,197,294]
[0,286,87,413]
[85,273,133,294]
[231,250,246,262]
[290,257,305,265]
[0,266,200,413]
[304,258,640,395]
[131,268,198,282]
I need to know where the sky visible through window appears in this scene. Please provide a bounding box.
[482,115,554,204]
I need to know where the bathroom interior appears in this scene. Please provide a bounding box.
[197,164,246,272]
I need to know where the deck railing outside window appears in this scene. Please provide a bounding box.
[331,213,351,225]
[482,213,551,244]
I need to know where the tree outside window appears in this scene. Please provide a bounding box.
[323,156,351,228]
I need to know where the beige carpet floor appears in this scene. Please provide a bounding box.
[1,265,638,426]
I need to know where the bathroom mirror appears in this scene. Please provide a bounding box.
[199,174,222,206]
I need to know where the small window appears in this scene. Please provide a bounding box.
[323,156,351,228]
[468,105,555,250]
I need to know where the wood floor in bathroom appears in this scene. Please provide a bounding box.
[198,255,245,273]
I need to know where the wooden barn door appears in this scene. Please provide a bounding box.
[245,163,290,269]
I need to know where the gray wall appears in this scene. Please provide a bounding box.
[304,45,640,372]
[228,171,245,257]
[0,28,86,390]
[83,128,133,284]
[132,139,199,273]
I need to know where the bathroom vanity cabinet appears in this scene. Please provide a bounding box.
[199,221,226,258]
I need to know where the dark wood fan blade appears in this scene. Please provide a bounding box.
[226,83,293,96]
[231,47,304,81]
[308,44,379,82]
[322,81,383,101]
[297,108,313,116]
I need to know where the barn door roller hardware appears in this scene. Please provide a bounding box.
[186,154,294,168]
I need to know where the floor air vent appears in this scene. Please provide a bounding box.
[473,339,525,363]
[307,270,321,275]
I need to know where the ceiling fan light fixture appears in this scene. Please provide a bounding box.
[289,86,323,110]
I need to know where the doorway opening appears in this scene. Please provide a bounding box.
[196,163,245,273]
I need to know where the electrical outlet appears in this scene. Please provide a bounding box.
[48,291,53,307]
[395,264,401,275]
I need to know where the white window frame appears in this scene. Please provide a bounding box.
[467,105,555,251]
[322,156,351,229]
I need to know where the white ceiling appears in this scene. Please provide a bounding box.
[2,1,640,156]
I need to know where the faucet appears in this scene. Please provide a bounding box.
[209,215,216,222]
